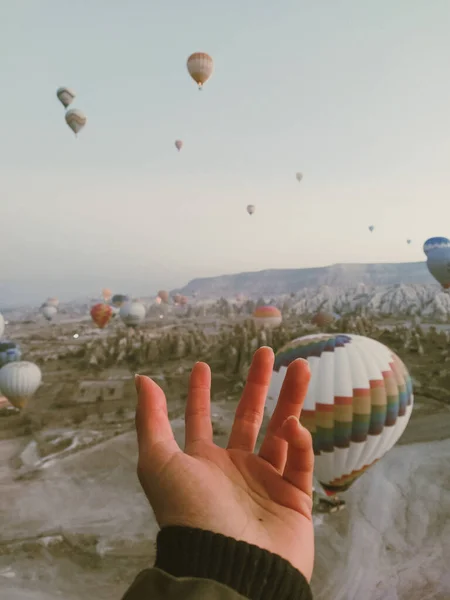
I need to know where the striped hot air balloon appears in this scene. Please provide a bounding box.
[56,87,76,109]
[252,306,282,328]
[266,334,413,496]
[187,52,214,89]
[65,109,87,135]
[90,303,114,329]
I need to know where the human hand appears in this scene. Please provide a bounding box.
[135,346,314,581]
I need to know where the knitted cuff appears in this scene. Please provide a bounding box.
[155,526,312,600]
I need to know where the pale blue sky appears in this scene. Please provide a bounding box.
[2,0,450,304]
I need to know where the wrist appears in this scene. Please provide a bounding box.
[155,525,312,600]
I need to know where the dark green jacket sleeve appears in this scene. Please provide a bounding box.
[122,526,313,600]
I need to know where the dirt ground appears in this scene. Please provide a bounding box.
[1,317,450,599]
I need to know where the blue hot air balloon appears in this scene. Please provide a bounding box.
[0,341,22,368]
[423,237,450,257]
[423,237,450,289]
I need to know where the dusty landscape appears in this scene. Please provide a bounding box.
[1,305,450,600]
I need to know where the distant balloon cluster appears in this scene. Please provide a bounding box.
[56,87,87,136]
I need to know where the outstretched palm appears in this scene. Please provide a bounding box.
[136,347,314,581]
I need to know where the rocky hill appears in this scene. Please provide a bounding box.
[175,262,433,298]
[286,284,450,320]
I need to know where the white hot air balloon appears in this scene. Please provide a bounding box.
[56,87,76,109]
[187,52,214,89]
[175,140,183,151]
[120,301,146,327]
[266,334,413,496]
[65,109,87,135]
[247,204,255,216]
[0,361,42,410]
[296,172,303,182]
[0,313,4,338]
[42,305,57,322]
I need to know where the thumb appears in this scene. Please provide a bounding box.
[135,374,179,463]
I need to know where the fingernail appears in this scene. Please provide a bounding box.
[282,415,301,430]
[135,374,141,393]
[294,358,310,369]
[286,415,299,424]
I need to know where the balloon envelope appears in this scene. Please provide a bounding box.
[175,140,183,151]
[187,52,214,88]
[102,288,112,302]
[90,303,114,329]
[157,290,169,303]
[423,237,450,257]
[56,87,76,108]
[247,204,255,215]
[42,305,57,321]
[426,247,450,289]
[252,306,282,328]
[112,294,130,308]
[0,341,22,367]
[266,334,413,495]
[46,297,59,308]
[296,172,303,182]
[368,225,375,232]
[65,109,87,135]
[0,361,42,410]
[120,302,146,327]
[312,311,335,327]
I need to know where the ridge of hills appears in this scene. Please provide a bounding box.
[174,261,433,297]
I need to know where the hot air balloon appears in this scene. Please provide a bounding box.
[368,225,375,233]
[42,305,57,322]
[423,237,450,257]
[120,301,146,327]
[179,296,188,305]
[90,303,114,329]
[0,313,4,338]
[296,172,303,182]
[0,341,22,367]
[312,311,336,327]
[423,237,450,289]
[111,294,130,308]
[46,297,59,308]
[175,140,183,151]
[0,361,42,410]
[65,109,87,135]
[252,306,282,328]
[102,288,112,303]
[247,204,255,216]
[407,239,412,245]
[266,333,413,496]
[56,87,76,109]
[187,52,214,89]
[157,290,169,304]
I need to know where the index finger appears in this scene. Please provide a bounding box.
[135,375,180,460]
